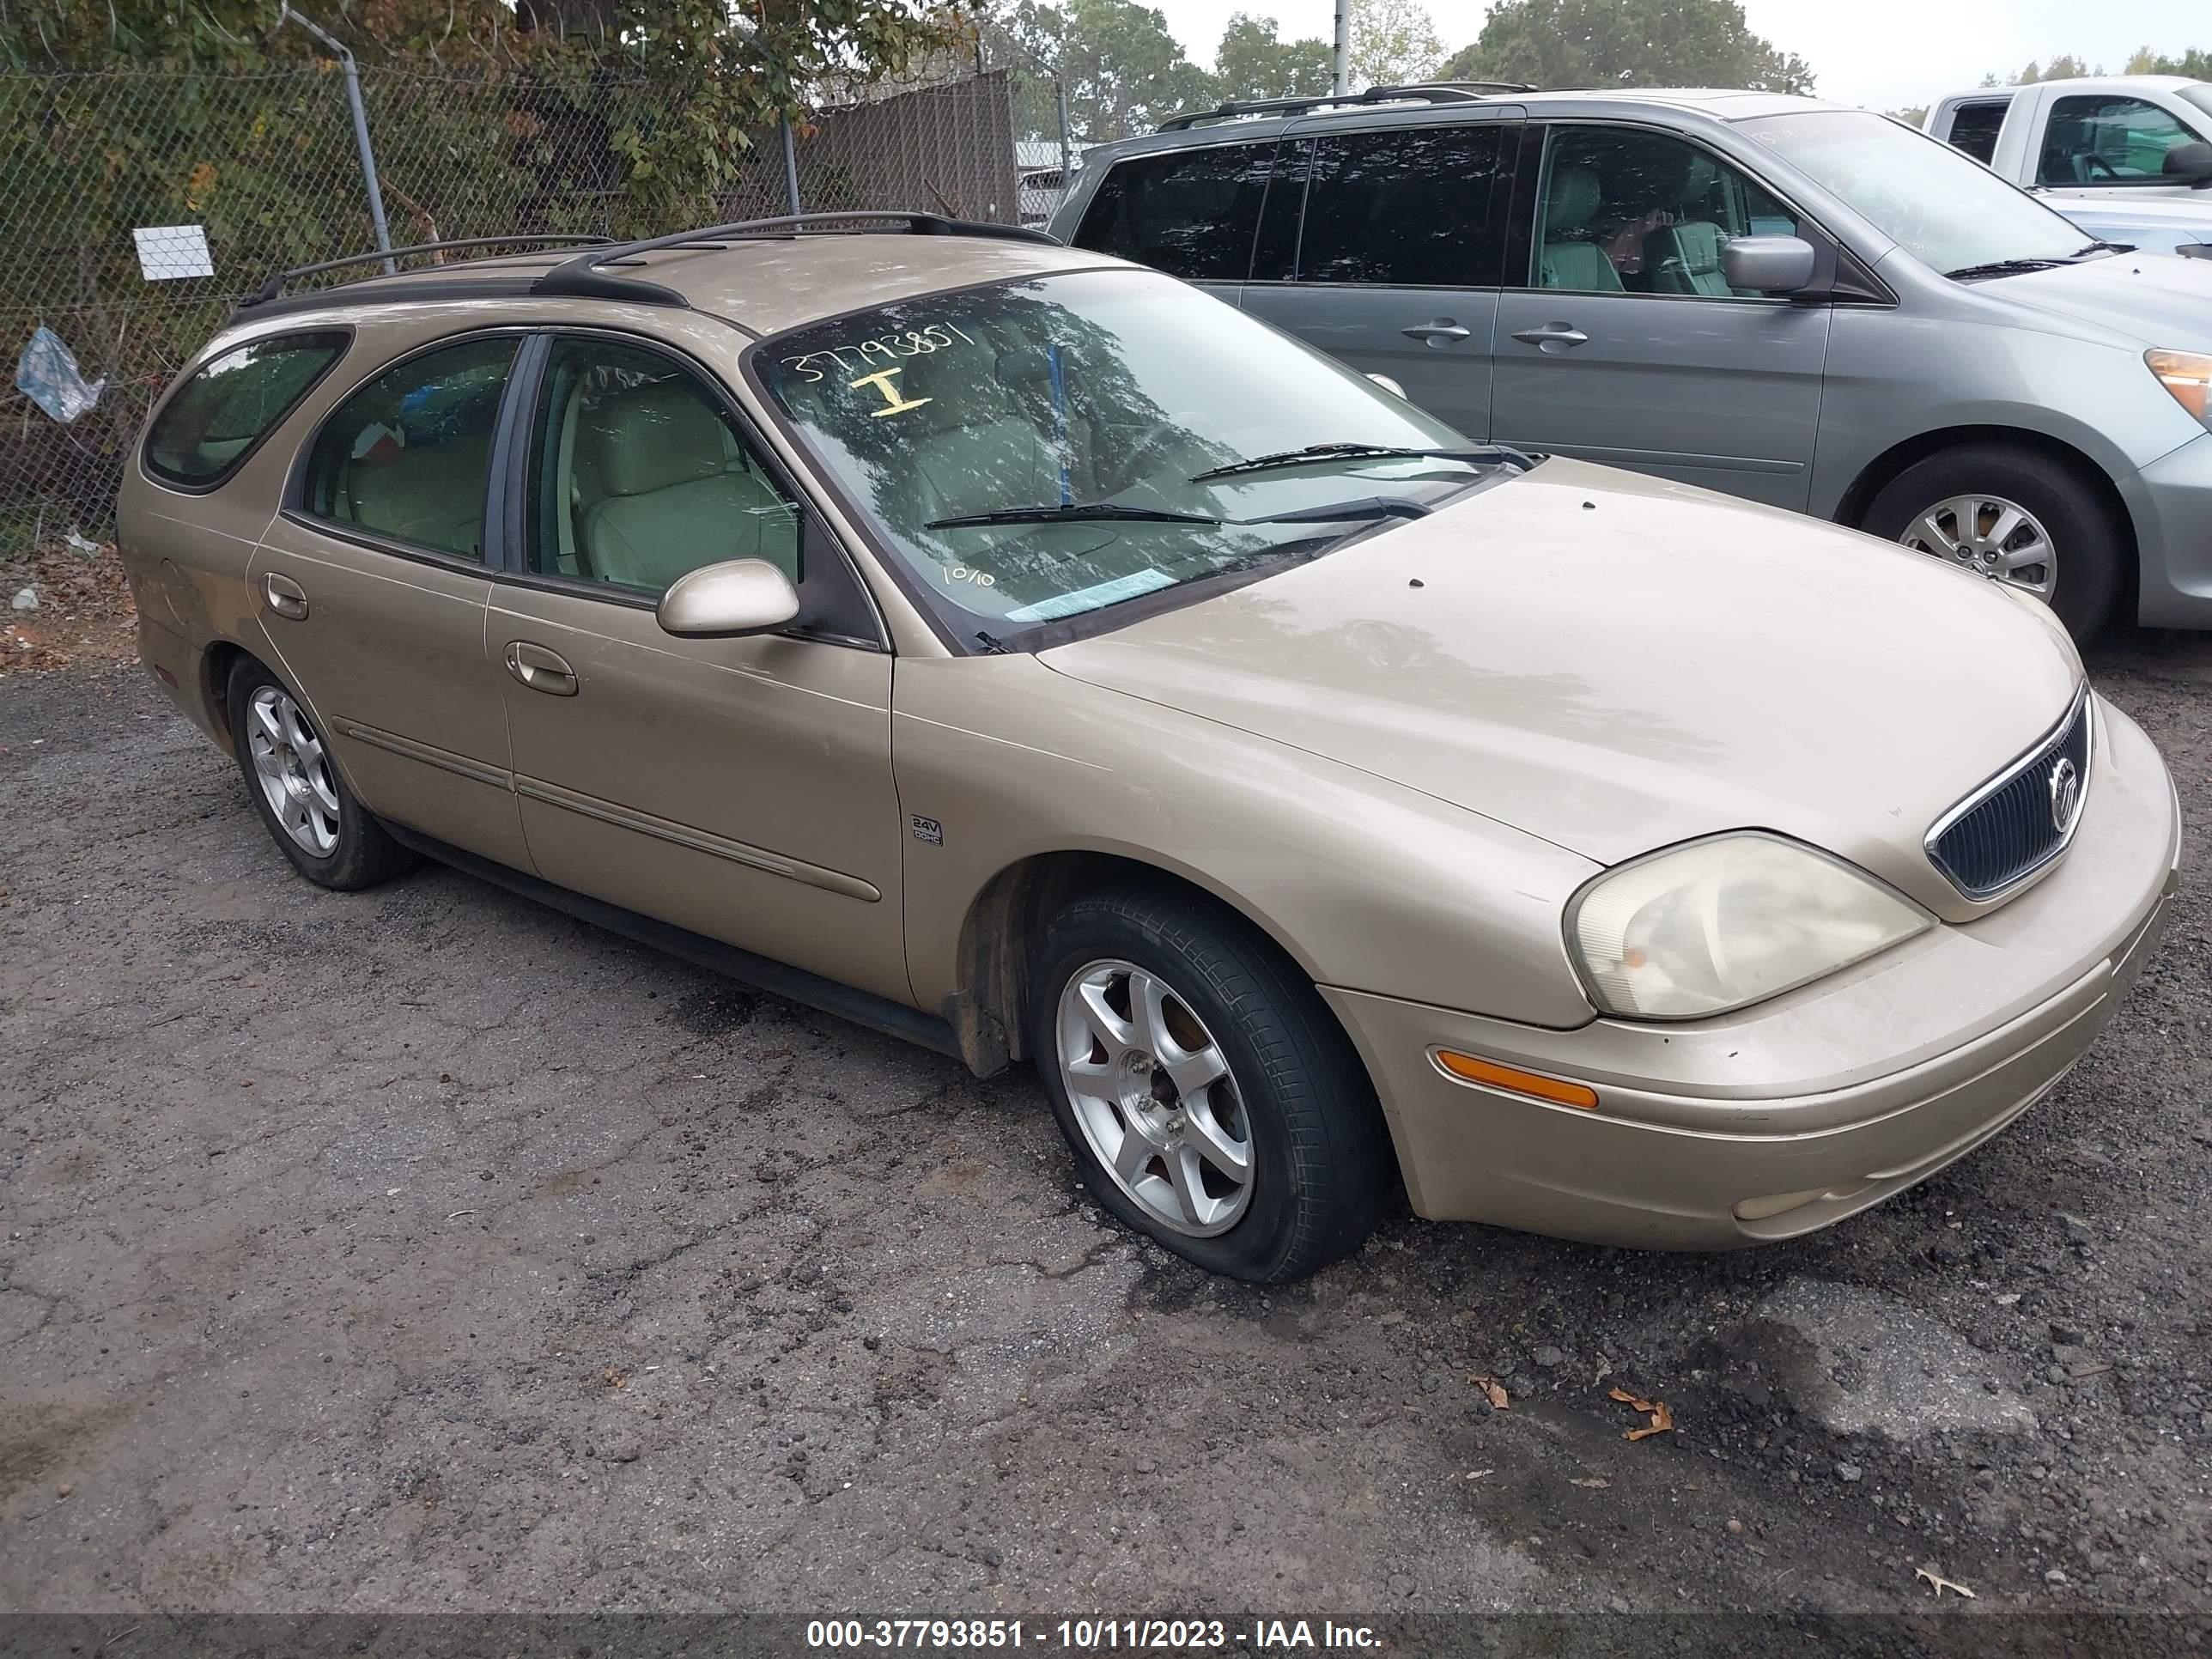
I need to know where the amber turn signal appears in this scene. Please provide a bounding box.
[1431,1048,1599,1109]
[2147,348,2212,422]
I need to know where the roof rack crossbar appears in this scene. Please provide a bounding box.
[1155,81,1534,132]
[241,234,617,307]
[531,211,1061,307]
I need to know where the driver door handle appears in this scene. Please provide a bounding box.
[1512,323,1590,350]
[504,640,579,696]
[1401,320,1472,343]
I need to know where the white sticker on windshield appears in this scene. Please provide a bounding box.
[1003,568,1176,623]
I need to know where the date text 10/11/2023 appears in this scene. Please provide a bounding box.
[805,1620,1383,1650]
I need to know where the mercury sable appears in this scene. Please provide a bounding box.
[117,216,2180,1280]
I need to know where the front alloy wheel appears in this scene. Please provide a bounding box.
[1896,493,2057,600]
[1056,958,1255,1237]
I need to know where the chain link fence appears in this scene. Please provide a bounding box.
[1,52,1059,546]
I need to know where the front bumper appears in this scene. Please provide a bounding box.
[1323,695,2182,1249]
[2124,429,2212,629]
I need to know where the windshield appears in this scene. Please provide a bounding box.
[2182,86,2212,123]
[755,269,1507,641]
[1739,110,2093,275]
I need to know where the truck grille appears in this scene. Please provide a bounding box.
[1927,688,2092,900]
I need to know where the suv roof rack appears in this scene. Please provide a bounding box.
[240,234,615,308]
[1155,81,1533,132]
[531,211,1062,307]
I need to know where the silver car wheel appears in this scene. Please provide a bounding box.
[1055,957,1255,1237]
[246,684,341,856]
[1898,493,2057,600]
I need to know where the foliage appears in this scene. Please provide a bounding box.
[1438,0,1813,94]
[998,0,1209,138]
[1214,10,1330,101]
[1349,0,1442,89]
[1985,47,2210,86]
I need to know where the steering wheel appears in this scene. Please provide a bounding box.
[1108,416,1188,489]
[2078,152,2121,181]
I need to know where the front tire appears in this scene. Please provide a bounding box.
[1028,883,1393,1282]
[1863,444,2123,640]
[227,657,415,891]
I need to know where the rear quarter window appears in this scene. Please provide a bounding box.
[1073,142,1277,282]
[143,331,349,489]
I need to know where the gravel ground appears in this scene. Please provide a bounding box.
[1,629,2208,1625]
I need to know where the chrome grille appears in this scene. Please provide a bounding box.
[1926,688,2092,900]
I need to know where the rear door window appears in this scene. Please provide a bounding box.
[1296,125,1513,287]
[143,331,348,489]
[300,336,519,561]
[1944,100,2008,164]
[1073,142,1276,281]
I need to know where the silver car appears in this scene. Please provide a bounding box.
[1050,86,2212,640]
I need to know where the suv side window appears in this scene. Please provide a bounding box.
[301,336,518,559]
[1945,100,2008,165]
[1530,126,1802,297]
[1073,142,1276,281]
[2039,94,2205,185]
[526,338,802,596]
[144,331,348,489]
[1297,125,1512,287]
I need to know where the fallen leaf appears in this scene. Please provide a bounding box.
[1609,1386,1674,1440]
[1472,1375,1510,1410]
[1462,1468,1492,1480]
[1570,1475,1611,1489]
[1916,1565,1977,1600]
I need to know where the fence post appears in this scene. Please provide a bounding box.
[780,113,803,216]
[278,4,396,272]
[1055,78,1073,179]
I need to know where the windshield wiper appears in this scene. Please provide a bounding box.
[1191,442,1529,483]
[924,501,1220,531]
[1943,258,2065,281]
[1241,495,1435,525]
[2071,239,2133,256]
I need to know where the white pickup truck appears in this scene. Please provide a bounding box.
[1925,76,2212,256]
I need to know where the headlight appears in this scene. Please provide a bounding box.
[1566,834,1932,1020]
[2147,349,2212,426]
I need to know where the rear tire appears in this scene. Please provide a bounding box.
[227,657,416,891]
[1028,882,1394,1282]
[1862,444,2123,641]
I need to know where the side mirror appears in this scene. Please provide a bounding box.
[657,558,800,639]
[2164,140,2212,185]
[1723,234,1818,295]
[1365,372,1409,398]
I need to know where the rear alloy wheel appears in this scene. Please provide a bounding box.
[1030,884,1393,1282]
[227,657,416,891]
[1863,444,2122,640]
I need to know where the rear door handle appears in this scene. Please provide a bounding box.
[1511,323,1590,351]
[262,572,308,620]
[504,640,579,696]
[1401,320,1473,343]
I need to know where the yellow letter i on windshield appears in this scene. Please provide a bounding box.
[849,366,933,418]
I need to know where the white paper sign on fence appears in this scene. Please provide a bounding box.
[133,225,216,281]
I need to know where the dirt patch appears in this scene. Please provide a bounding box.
[1,542,135,675]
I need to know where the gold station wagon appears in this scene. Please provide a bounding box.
[120,214,2180,1282]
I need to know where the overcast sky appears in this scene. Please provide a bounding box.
[1150,0,2212,113]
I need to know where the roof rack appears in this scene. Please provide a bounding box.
[1156,81,1533,132]
[240,234,616,308]
[531,211,1062,307]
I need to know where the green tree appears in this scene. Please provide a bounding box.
[1000,0,1212,138]
[1438,0,1813,94]
[1215,11,1332,101]
[1351,0,1443,88]
[2126,45,2212,76]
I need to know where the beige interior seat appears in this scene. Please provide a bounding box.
[339,433,492,556]
[574,380,798,591]
[890,349,1071,529]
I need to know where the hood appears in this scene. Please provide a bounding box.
[1985,248,2212,349]
[2050,193,2212,258]
[1040,459,2081,921]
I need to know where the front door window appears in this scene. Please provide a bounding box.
[2038,94,2207,186]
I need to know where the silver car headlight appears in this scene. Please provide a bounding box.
[1565,834,1932,1020]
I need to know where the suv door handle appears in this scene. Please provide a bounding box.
[1401,320,1472,343]
[262,572,308,620]
[1511,323,1590,350]
[504,640,579,696]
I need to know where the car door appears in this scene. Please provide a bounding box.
[1488,123,1832,509]
[252,331,532,870]
[1236,116,1520,439]
[486,331,909,1004]
[2032,90,2212,200]
[1065,137,1277,306]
